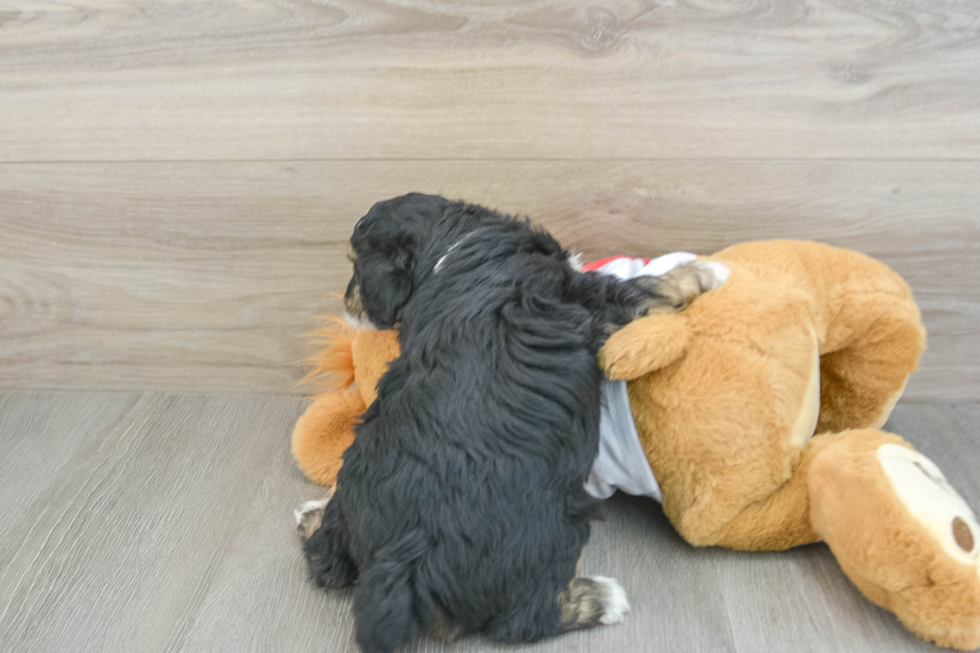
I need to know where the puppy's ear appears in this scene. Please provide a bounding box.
[353,193,447,328]
[392,247,414,275]
[358,242,416,328]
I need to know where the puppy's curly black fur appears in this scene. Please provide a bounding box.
[304,194,691,653]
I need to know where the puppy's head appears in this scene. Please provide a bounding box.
[344,193,449,329]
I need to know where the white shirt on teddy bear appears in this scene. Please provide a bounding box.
[583,252,698,504]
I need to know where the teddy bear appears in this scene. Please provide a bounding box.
[292,240,980,650]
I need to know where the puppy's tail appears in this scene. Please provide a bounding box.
[353,529,434,653]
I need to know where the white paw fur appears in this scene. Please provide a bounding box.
[590,576,631,625]
[293,497,331,525]
[694,260,731,290]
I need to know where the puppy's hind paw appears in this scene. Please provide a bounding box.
[294,495,331,540]
[591,576,631,625]
[560,576,631,628]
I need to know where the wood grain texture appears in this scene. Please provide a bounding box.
[1,0,979,161]
[0,391,976,652]
[0,391,304,653]
[1,160,977,397]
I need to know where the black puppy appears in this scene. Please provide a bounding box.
[298,194,720,653]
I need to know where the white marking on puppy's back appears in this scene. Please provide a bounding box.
[434,229,487,273]
[434,236,467,273]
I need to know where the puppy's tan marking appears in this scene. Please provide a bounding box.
[429,607,463,642]
[344,283,364,321]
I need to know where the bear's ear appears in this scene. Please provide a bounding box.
[599,313,692,381]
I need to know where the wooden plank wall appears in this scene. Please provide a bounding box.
[1,0,978,398]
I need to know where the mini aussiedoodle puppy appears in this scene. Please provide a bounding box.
[296,193,721,653]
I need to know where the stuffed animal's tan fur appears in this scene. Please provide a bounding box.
[292,241,980,650]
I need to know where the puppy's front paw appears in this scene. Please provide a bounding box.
[294,495,332,540]
[634,260,729,315]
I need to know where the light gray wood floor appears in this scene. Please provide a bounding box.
[1,391,976,653]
